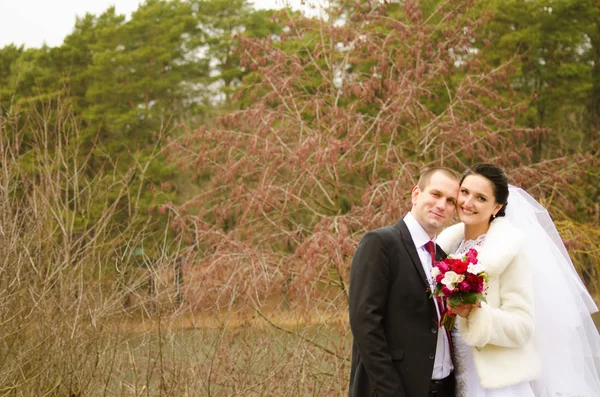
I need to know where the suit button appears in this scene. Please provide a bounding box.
[428,353,435,360]
[431,327,437,334]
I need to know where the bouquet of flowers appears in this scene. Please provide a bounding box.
[431,248,488,331]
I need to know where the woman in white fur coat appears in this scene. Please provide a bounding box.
[436,164,540,397]
[437,163,600,397]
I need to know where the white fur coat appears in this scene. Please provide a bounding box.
[437,217,541,389]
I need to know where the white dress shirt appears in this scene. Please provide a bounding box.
[403,212,454,380]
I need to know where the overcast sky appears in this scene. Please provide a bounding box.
[0,0,303,49]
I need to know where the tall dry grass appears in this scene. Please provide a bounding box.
[1,95,596,396]
[0,99,351,396]
[2,97,598,396]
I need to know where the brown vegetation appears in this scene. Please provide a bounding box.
[1,1,598,396]
[167,0,598,314]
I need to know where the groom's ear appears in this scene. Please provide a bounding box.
[411,186,420,206]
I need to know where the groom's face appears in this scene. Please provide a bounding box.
[410,171,459,237]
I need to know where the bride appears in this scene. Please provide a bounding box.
[436,163,600,397]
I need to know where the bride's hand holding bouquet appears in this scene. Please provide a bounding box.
[431,248,487,331]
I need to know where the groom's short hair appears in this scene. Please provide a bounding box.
[417,167,459,190]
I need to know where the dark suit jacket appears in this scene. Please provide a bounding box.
[348,219,447,397]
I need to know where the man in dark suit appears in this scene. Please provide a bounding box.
[348,168,460,397]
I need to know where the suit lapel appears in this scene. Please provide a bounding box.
[395,219,429,288]
[435,243,447,262]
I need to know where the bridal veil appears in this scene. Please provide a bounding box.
[506,186,600,396]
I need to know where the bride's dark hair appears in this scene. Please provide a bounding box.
[460,163,509,221]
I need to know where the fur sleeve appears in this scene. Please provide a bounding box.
[457,250,535,348]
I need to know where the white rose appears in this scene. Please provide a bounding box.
[431,267,441,278]
[467,263,484,275]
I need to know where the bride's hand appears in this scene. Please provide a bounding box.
[447,300,480,318]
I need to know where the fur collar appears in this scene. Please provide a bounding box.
[436,217,524,275]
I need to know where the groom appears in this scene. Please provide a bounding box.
[348,168,459,397]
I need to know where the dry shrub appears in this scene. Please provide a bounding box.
[0,99,179,395]
[0,97,352,396]
[167,0,598,314]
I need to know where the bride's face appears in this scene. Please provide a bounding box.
[457,175,503,227]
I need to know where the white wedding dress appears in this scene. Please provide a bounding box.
[451,186,600,397]
[452,235,536,397]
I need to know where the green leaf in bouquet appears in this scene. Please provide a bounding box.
[461,292,480,305]
[449,296,462,307]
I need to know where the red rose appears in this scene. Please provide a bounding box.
[476,275,485,293]
[466,248,478,264]
[437,261,450,273]
[441,286,453,297]
[459,280,472,292]
[435,273,445,283]
[466,273,479,289]
[452,260,468,274]
[446,258,460,267]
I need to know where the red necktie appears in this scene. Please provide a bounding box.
[424,240,454,360]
